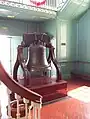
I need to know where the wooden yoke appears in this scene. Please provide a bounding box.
[13,44,30,86]
[46,43,62,81]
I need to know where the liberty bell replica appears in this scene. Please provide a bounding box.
[12,32,67,103]
[28,42,50,78]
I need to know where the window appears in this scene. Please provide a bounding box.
[60,22,67,59]
[0,35,22,75]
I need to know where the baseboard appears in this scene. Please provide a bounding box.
[62,73,71,80]
[71,72,90,81]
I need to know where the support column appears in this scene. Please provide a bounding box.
[15,94,21,119]
[7,89,12,119]
[23,98,29,119]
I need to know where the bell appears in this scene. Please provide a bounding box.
[27,44,50,78]
[11,33,66,105]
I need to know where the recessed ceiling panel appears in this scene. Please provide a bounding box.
[58,0,90,19]
[0,3,56,21]
[0,0,89,21]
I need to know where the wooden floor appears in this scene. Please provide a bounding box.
[1,79,90,119]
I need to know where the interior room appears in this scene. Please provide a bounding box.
[0,0,90,119]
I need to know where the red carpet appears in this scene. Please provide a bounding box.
[1,79,90,119]
[41,79,90,119]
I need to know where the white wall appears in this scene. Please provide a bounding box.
[0,19,38,75]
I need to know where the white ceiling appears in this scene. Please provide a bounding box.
[0,0,90,21]
[0,0,56,21]
[58,0,90,20]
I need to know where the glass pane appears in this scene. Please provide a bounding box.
[0,35,10,74]
[60,22,67,59]
[61,45,66,59]
[61,22,67,43]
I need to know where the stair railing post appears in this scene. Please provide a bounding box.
[7,88,12,119]
[15,93,21,119]
[23,98,29,119]
[31,98,42,119]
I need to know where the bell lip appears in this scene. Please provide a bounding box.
[30,65,51,70]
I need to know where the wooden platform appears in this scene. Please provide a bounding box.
[27,79,67,104]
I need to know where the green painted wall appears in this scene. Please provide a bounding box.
[76,9,90,74]
[39,19,56,51]
[39,18,77,79]
[39,19,57,77]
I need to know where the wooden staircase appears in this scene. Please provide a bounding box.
[0,62,67,119]
[0,62,42,119]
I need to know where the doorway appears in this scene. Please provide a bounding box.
[0,35,22,118]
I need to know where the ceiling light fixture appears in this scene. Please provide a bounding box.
[7,15,15,18]
[0,8,12,14]
[0,26,8,30]
[0,9,10,12]
[40,16,49,19]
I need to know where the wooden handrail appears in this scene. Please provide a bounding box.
[0,62,42,103]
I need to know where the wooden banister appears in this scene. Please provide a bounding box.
[0,62,42,103]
